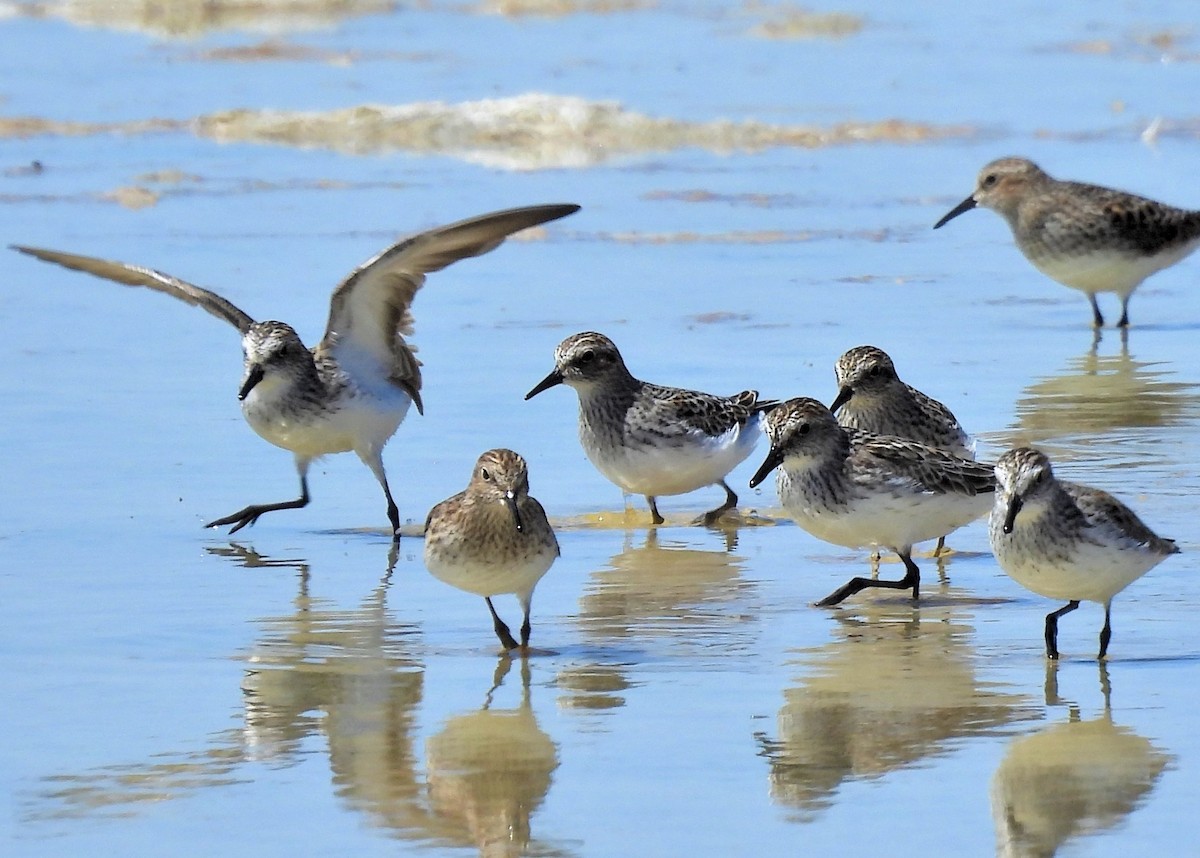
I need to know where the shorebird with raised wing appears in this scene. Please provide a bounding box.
[13,203,579,538]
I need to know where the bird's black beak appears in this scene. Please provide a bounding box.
[525,369,563,400]
[1002,495,1023,534]
[934,195,977,229]
[749,446,784,489]
[504,490,524,533]
[830,386,853,413]
[238,364,265,401]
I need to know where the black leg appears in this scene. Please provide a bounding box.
[933,535,947,556]
[360,449,401,540]
[815,548,920,607]
[486,597,519,650]
[206,472,311,534]
[646,496,665,525]
[382,480,400,542]
[1089,294,1105,328]
[1044,600,1080,660]
[1117,294,1131,329]
[1098,601,1113,660]
[701,481,739,526]
[520,601,532,649]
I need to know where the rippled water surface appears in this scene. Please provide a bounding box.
[4,1,1200,855]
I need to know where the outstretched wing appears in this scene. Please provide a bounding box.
[853,431,995,496]
[11,245,256,333]
[318,203,580,413]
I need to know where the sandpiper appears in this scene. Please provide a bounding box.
[424,449,559,651]
[749,397,994,606]
[13,203,579,538]
[831,345,974,554]
[525,331,773,526]
[934,156,1200,328]
[989,447,1178,660]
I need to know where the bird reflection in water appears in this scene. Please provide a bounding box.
[756,602,1036,822]
[424,656,563,857]
[28,544,427,830]
[992,662,1171,857]
[228,545,437,837]
[575,529,751,644]
[556,530,753,713]
[1007,329,1199,455]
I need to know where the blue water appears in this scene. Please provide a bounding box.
[3,1,1200,854]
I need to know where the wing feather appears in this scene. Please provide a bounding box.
[318,203,579,406]
[852,432,995,496]
[11,245,255,333]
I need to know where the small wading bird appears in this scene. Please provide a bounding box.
[750,397,994,606]
[13,203,579,538]
[424,449,559,651]
[934,156,1200,328]
[525,331,774,526]
[989,447,1179,660]
[830,345,975,556]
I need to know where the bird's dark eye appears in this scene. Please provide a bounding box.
[982,173,998,188]
[480,467,492,482]
[579,349,596,365]
[797,423,811,436]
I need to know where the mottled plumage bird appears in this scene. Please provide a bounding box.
[13,203,579,537]
[935,156,1200,327]
[526,331,773,525]
[989,447,1178,659]
[750,397,994,606]
[831,345,974,555]
[424,449,560,651]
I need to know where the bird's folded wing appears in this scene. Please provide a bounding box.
[854,433,996,496]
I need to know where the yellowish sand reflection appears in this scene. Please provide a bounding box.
[991,664,1171,857]
[757,598,1037,821]
[425,658,562,857]
[1002,331,1199,455]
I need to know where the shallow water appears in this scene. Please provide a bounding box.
[4,1,1200,855]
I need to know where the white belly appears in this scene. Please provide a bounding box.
[425,548,557,602]
[780,474,990,551]
[586,421,759,497]
[992,532,1162,605]
[242,382,411,459]
[1033,242,1200,297]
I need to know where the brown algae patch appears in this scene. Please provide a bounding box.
[592,227,895,244]
[0,116,185,139]
[18,0,397,38]
[1044,28,1200,62]
[744,2,864,39]
[193,95,977,169]
[643,189,806,208]
[473,0,655,16]
[102,186,161,209]
[3,96,975,170]
[186,40,436,64]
